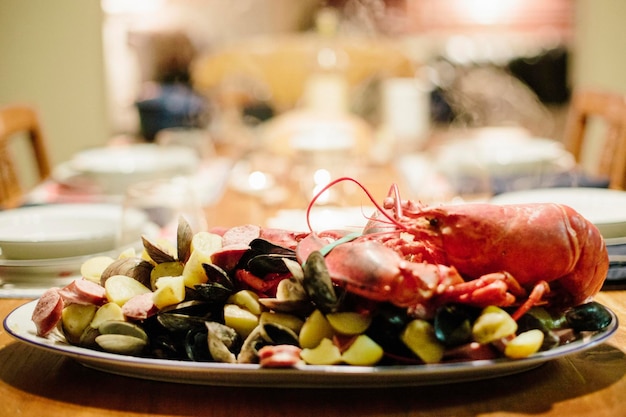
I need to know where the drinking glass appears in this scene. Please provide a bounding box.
[117,177,208,249]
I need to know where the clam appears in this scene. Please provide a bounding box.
[206,321,239,363]
[258,275,313,315]
[142,236,177,264]
[100,257,153,288]
[94,320,149,356]
[176,216,194,263]
[237,322,299,364]
[95,334,148,356]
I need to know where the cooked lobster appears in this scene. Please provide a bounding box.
[301,178,609,317]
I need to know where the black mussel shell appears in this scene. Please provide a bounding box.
[366,303,413,357]
[247,254,294,276]
[249,238,295,256]
[185,328,212,362]
[261,322,299,346]
[194,282,234,304]
[565,301,613,332]
[236,238,296,271]
[302,251,338,314]
[151,334,186,359]
[157,300,214,332]
[434,304,477,347]
[202,263,234,289]
[157,313,208,333]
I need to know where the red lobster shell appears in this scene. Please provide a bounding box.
[304,178,609,312]
[364,201,608,308]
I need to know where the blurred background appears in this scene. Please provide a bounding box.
[1,0,625,168]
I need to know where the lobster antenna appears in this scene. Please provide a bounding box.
[305,177,406,232]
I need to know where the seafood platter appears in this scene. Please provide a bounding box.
[4,178,618,387]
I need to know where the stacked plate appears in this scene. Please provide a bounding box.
[0,204,146,297]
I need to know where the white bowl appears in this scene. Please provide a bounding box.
[0,204,127,260]
[69,144,200,193]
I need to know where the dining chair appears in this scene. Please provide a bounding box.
[562,89,626,190]
[0,104,52,209]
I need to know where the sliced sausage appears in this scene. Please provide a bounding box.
[121,292,157,320]
[259,228,308,249]
[222,224,260,247]
[258,344,302,368]
[31,288,64,337]
[59,278,107,306]
[210,244,249,272]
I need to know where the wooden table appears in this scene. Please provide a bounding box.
[1,157,625,417]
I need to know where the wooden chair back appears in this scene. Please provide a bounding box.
[563,89,626,190]
[0,104,52,208]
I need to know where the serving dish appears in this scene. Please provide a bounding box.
[491,187,626,239]
[0,204,127,260]
[4,300,617,388]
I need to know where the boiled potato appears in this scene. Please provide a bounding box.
[80,256,115,283]
[401,319,445,364]
[300,338,342,365]
[150,261,184,290]
[260,312,304,334]
[182,232,223,287]
[62,303,97,344]
[152,275,186,309]
[299,309,335,349]
[326,312,372,336]
[223,304,259,338]
[341,334,384,366]
[105,275,152,306]
[504,329,544,359]
[227,290,263,315]
[472,306,518,344]
[90,302,125,329]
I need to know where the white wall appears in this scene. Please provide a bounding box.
[572,0,626,94]
[0,0,109,167]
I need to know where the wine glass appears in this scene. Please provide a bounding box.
[117,177,208,250]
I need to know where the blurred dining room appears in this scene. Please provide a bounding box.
[1,1,626,417]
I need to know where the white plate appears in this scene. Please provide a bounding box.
[3,300,617,388]
[267,207,374,232]
[0,204,127,260]
[435,136,575,177]
[67,144,200,194]
[491,188,626,239]
[0,248,121,298]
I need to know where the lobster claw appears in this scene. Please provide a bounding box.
[437,272,526,308]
